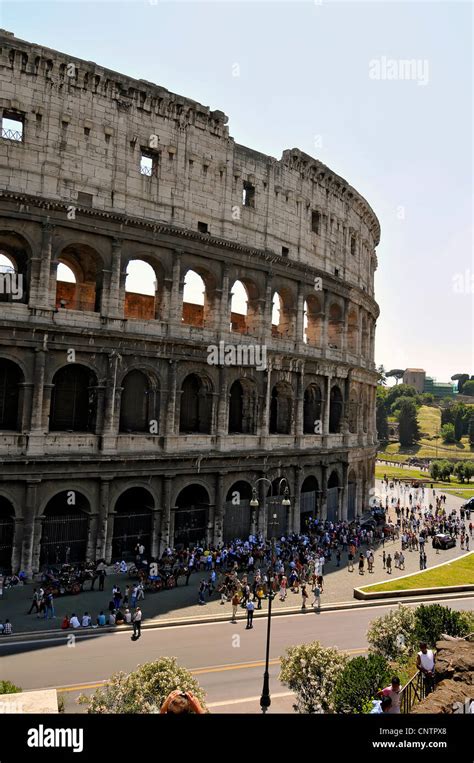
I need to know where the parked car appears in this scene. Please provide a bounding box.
[461,497,474,515]
[432,533,456,550]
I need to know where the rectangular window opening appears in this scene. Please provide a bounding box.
[242,181,256,208]
[311,210,320,234]
[351,236,356,256]
[198,221,209,234]
[1,112,24,142]
[282,246,289,257]
[140,151,157,177]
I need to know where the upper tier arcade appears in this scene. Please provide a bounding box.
[0,29,380,297]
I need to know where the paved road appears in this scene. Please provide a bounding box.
[2,597,473,714]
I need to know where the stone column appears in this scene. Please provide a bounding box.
[164,361,178,438]
[341,463,349,521]
[18,382,34,432]
[168,249,183,326]
[101,353,123,453]
[160,476,173,554]
[214,473,224,546]
[11,516,23,573]
[295,365,305,438]
[260,274,273,342]
[292,466,303,533]
[96,477,111,559]
[27,341,48,455]
[259,363,272,444]
[216,367,228,440]
[86,513,98,561]
[21,480,41,576]
[218,265,230,336]
[323,375,332,435]
[107,238,125,319]
[35,221,55,309]
[321,289,328,353]
[319,465,328,520]
[104,511,115,564]
[150,509,162,560]
[295,283,305,344]
[341,297,348,355]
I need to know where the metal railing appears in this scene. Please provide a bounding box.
[400,670,431,713]
[1,127,23,142]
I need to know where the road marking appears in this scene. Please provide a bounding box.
[207,691,295,708]
[44,648,367,693]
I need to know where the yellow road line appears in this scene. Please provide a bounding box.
[52,648,366,693]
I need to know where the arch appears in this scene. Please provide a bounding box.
[0,496,15,573]
[303,383,322,434]
[347,308,359,354]
[269,381,293,434]
[328,302,343,348]
[174,484,210,546]
[271,289,294,338]
[223,480,253,542]
[300,475,319,531]
[347,469,357,521]
[124,259,158,320]
[326,470,340,522]
[179,373,213,434]
[329,385,343,433]
[265,477,290,535]
[49,364,98,432]
[230,278,260,334]
[228,378,257,434]
[304,294,323,346]
[119,370,160,433]
[55,243,103,312]
[112,487,154,561]
[0,230,31,304]
[182,269,205,327]
[0,358,23,430]
[40,491,90,566]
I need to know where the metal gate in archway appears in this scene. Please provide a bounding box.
[326,487,339,522]
[40,512,89,566]
[347,482,357,521]
[300,490,316,531]
[0,515,14,573]
[173,504,208,547]
[112,511,152,561]
[223,499,251,542]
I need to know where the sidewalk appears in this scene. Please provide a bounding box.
[1,482,469,636]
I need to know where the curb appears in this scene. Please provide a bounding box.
[2,589,473,646]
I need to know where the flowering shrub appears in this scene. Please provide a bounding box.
[279,641,347,714]
[333,654,392,714]
[78,657,207,714]
[367,604,416,660]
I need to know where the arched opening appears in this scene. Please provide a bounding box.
[0,497,14,573]
[348,388,359,433]
[230,280,248,334]
[119,370,159,433]
[228,380,244,433]
[347,308,359,354]
[303,383,322,434]
[300,475,319,531]
[179,374,213,434]
[329,385,343,434]
[40,491,90,566]
[328,303,343,348]
[347,470,357,521]
[0,232,29,304]
[49,364,98,432]
[174,484,210,547]
[0,358,23,430]
[55,244,102,312]
[182,270,205,327]
[269,382,292,434]
[124,259,157,320]
[272,290,293,338]
[326,471,340,522]
[304,295,322,346]
[223,481,252,542]
[112,487,153,561]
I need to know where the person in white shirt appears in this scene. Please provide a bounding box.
[124,608,132,624]
[81,612,92,627]
[416,642,435,693]
[70,614,81,628]
[109,611,116,625]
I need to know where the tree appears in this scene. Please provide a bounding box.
[0,681,21,694]
[385,384,417,410]
[390,395,419,416]
[414,604,470,647]
[418,393,434,406]
[79,658,207,714]
[377,365,387,386]
[279,642,348,714]
[332,654,392,714]
[470,412,474,447]
[462,380,474,397]
[376,389,389,442]
[453,462,466,483]
[385,369,405,385]
[451,373,470,393]
[397,399,420,446]
[441,423,456,444]
[367,605,417,660]
[429,461,440,481]
[463,461,474,482]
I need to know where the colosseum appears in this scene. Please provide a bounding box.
[0,30,380,575]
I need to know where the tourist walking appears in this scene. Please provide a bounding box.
[231,592,240,622]
[311,584,321,610]
[386,554,392,574]
[27,588,41,615]
[132,606,142,640]
[246,599,255,629]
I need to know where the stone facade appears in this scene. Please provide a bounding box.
[0,30,380,575]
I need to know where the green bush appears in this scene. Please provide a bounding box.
[333,654,392,714]
[414,604,469,646]
[279,641,347,714]
[441,423,456,444]
[0,680,22,694]
[78,657,207,714]
[367,605,417,660]
[459,610,474,635]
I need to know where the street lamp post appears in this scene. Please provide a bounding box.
[250,477,291,714]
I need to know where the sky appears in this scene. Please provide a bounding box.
[1,0,472,383]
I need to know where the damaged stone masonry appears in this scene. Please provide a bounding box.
[0,29,380,575]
